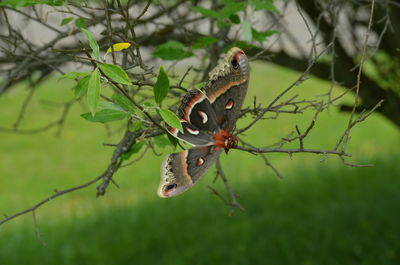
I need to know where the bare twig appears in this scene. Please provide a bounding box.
[340,0,376,153]
[236,43,333,135]
[214,158,244,215]
[234,145,351,158]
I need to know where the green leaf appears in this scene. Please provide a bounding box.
[167,133,178,148]
[252,28,278,42]
[98,101,125,112]
[143,101,155,107]
[234,40,256,50]
[191,6,219,18]
[193,1,243,29]
[219,0,244,18]
[120,142,145,161]
[216,20,232,29]
[99,64,131,85]
[222,41,256,53]
[129,120,142,132]
[81,109,127,123]
[241,20,253,42]
[73,75,90,98]
[60,17,74,26]
[112,94,135,113]
[87,69,101,116]
[195,82,206,89]
[153,41,193,60]
[75,18,87,29]
[250,0,279,12]
[157,109,183,133]
[153,66,170,105]
[192,36,218,50]
[79,28,100,60]
[0,0,63,7]
[154,135,171,148]
[229,14,241,24]
[61,71,91,80]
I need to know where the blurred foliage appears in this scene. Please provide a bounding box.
[364,51,400,95]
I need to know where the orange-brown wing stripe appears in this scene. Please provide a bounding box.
[183,93,206,121]
[180,151,193,185]
[208,79,246,103]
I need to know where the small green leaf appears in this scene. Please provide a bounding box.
[167,133,178,148]
[250,0,279,12]
[87,69,101,116]
[222,41,256,53]
[192,36,218,50]
[154,135,171,148]
[0,0,64,7]
[143,101,157,114]
[112,94,135,113]
[157,109,183,133]
[234,40,256,50]
[153,41,193,60]
[252,28,278,42]
[98,101,125,112]
[73,75,90,98]
[120,142,145,161]
[143,102,155,107]
[241,20,253,42]
[79,28,100,60]
[153,66,170,105]
[229,14,241,24]
[61,71,91,80]
[81,109,127,123]
[219,0,244,18]
[129,120,142,132]
[61,17,74,26]
[195,82,206,89]
[75,18,87,29]
[191,6,219,18]
[216,20,232,29]
[99,64,131,85]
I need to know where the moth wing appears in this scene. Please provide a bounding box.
[205,48,249,130]
[207,81,248,130]
[158,146,221,198]
[168,89,220,146]
[177,89,220,132]
[167,122,213,146]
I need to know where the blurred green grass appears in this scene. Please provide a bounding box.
[0,62,399,264]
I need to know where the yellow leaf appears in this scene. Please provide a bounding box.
[106,42,131,53]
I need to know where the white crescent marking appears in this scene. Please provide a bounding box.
[185,127,199,135]
[196,157,205,166]
[197,111,208,124]
[184,93,206,121]
[225,99,234,110]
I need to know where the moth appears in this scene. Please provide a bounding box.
[158,47,249,198]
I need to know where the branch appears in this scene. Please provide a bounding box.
[236,43,333,135]
[209,158,244,215]
[233,146,351,158]
[0,128,143,226]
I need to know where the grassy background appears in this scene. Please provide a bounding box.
[0,62,399,265]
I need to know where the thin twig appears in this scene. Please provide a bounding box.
[215,158,244,215]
